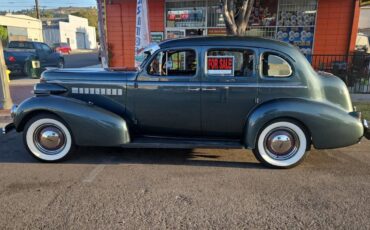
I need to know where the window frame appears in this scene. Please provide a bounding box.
[260,51,294,79]
[41,43,52,53]
[204,47,257,79]
[145,48,198,78]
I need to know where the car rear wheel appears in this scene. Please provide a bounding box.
[23,114,75,162]
[253,120,309,168]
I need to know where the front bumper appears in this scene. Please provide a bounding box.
[6,63,23,74]
[2,105,17,135]
[2,123,15,135]
[364,119,370,140]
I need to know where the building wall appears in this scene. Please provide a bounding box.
[43,15,97,50]
[43,27,61,45]
[0,14,43,42]
[105,0,164,67]
[313,0,360,55]
[104,0,360,67]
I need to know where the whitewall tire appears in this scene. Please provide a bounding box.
[23,114,75,162]
[253,121,309,168]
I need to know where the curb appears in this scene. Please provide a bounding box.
[0,110,11,126]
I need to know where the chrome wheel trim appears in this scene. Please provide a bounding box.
[26,118,72,161]
[33,124,67,155]
[257,122,307,167]
[264,128,300,161]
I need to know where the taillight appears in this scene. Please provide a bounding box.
[8,56,16,62]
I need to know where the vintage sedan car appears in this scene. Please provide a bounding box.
[3,37,370,168]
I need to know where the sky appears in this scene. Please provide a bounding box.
[0,0,97,11]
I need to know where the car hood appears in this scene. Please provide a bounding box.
[41,68,138,82]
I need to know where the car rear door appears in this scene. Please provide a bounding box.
[201,47,259,138]
[132,48,201,137]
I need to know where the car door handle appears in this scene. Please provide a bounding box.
[188,88,200,91]
[202,88,217,91]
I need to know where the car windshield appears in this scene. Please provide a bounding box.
[135,43,160,69]
[8,41,34,49]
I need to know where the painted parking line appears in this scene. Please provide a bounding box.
[82,164,106,183]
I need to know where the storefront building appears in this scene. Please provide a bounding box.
[99,0,360,68]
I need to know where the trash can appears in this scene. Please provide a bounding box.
[25,58,41,79]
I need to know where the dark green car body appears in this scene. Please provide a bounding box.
[7,37,369,152]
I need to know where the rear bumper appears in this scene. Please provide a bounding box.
[6,63,23,74]
[2,123,15,135]
[364,119,370,140]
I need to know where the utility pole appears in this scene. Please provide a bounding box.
[0,42,12,110]
[35,0,40,19]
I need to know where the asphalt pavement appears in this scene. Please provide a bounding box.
[0,131,369,229]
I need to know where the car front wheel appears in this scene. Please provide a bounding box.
[23,114,75,162]
[253,120,309,168]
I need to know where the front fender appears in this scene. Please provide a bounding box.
[244,98,363,150]
[14,95,130,146]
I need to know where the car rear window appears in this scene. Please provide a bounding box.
[262,53,293,78]
[8,41,34,49]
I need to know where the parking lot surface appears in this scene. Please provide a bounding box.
[0,131,369,229]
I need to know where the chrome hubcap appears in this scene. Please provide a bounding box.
[34,125,66,155]
[264,128,300,160]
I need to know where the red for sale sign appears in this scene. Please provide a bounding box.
[207,56,234,76]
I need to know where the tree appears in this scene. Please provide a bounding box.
[0,26,8,42]
[221,0,255,36]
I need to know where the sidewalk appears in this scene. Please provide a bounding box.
[0,109,10,129]
[351,94,370,103]
[69,49,98,54]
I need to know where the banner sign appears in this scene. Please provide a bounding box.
[135,0,150,67]
[207,56,234,76]
[361,0,370,6]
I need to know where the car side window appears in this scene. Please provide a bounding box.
[41,44,52,53]
[262,53,292,78]
[206,49,254,77]
[34,43,42,51]
[147,49,196,76]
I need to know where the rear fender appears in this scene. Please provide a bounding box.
[14,95,130,146]
[244,98,364,150]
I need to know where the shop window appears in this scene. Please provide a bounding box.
[147,50,197,77]
[262,53,292,78]
[207,49,254,77]
[276,0,318,57]
[166,1,206,28]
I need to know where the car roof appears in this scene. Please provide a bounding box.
[159,36,296,51]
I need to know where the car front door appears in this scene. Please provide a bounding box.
[201,47,259,138]
[40,43,57,67]
[131,48,201,137]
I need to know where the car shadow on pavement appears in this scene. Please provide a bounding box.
[0,131,264,169]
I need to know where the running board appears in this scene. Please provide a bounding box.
[121,137,244,149]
